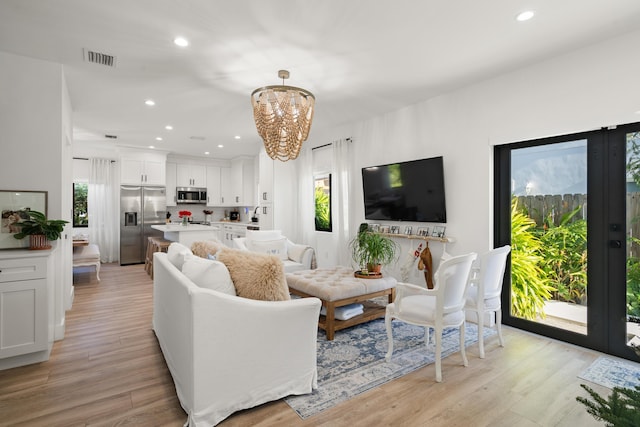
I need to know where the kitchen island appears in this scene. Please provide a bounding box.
[151,224,220,248]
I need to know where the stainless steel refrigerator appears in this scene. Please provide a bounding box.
[120,185,166,265]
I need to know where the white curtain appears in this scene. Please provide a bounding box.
[332,138,352,266]
[296,146,315,245]
[88,158,118,262]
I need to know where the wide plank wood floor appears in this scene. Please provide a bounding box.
[0,263,610,426]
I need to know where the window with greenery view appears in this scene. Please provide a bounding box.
[73,182,88,227]
[315,174,332,232]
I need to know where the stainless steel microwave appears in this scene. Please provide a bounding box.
[176,187,207,204]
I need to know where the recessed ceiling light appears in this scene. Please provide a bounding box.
[145,99,155,106]
[204,151,210,155]
[217,144,224,148]
[516,10,535,21]
[149,145,155,149]
[165,125,173,130]
[156,137,163,141]
[174,37,189,47]
[635,110,640,115]
[234,135,241,140]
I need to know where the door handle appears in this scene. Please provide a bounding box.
[609,240,622,248]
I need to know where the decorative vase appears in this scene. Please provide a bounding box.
[182,217,188,226]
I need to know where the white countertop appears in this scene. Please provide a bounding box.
[151,224,220,232]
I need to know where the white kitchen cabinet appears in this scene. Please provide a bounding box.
[166,162,177,206]
[226,157,255,206]
[120,152,166,185]
[176,163,206,187]
[0,251,51,368]
[258,150,274,204]
[220,167,233,206]
[222,223,247,247]
[206,166,222,206]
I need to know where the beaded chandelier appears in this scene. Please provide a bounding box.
[251,70,315,161]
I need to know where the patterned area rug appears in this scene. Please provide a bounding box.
[578,356,640,389]
[285,318,496,419]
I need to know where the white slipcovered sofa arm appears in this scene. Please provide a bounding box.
[190,291,321,424]
[287,241,315,269]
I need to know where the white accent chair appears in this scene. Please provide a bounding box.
[233,229,315,273]
[385,252,477,382]
[465,245,511,358]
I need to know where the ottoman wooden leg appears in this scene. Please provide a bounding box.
[325,301,336,341]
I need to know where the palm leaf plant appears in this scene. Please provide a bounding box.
[349,223,399,274]
[13,210,68,249]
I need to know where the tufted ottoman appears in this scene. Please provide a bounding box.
[286,267,397,340]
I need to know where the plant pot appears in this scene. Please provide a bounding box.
[29,234,51,250]
[367,263,382,274]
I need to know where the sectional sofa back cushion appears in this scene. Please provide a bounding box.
[181,253,236,296]
[216,247,290,301]
[167,242,193,269]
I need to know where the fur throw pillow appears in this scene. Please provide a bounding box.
[216,247,290,301]
[191,240,224,259]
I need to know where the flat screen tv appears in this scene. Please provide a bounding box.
[362,156,446,223]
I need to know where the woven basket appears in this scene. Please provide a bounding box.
[29,234,52,250]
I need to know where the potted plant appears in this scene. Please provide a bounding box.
[349,223,399,275]
[13,210,68,250]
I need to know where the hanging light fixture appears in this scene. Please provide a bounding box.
[251,70,315,161]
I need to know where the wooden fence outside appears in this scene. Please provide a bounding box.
[516,194,640,256]
[515,194,587,227]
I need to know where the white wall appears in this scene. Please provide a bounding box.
[0,50,72,340]
[304,29,640,283]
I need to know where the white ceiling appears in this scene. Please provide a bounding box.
[1,0,640,159]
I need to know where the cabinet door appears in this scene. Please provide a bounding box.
[176,164,192,187]
[259,150,274,204]
[121,158,144,184]
[144,159,165,185]
[206,166,221,205]
[191,165,206,187]
[220,167,233,206]
[0,278,48,358]
[166,162,177,206]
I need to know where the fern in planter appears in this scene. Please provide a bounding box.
[577,383,640,426]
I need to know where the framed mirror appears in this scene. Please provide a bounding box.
[0,190,47,250]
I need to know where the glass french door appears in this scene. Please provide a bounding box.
[495,122,640,360]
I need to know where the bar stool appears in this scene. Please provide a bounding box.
[146,237,172,279]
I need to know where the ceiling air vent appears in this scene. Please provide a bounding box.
[83,48,117,67]
[105,134,118,139]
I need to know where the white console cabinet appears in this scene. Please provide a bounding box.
[0,250,52,369]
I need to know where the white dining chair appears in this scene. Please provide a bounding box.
[465,245,511,358]
[385,252,477,382]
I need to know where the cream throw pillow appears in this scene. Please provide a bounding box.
[182,253,236,295]
[216,248,290,301]
[247,237,288,260]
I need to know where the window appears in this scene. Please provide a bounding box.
[73,182,88,227]
[314,174,332,232]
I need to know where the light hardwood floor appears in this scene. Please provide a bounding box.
[0,263,608,426]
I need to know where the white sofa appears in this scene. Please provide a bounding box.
[152,248,322,426]
[233,229,315,273]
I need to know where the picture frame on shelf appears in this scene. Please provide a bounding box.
[369,223,380,232]
[390,225,400,234]
[403,226,412,235]
[432,226,446,238]
[417,226,430,237]
[379,225,390,234]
